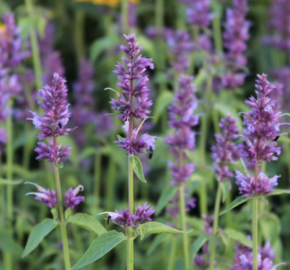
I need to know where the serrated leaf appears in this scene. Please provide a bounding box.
[267,189,290,196]
[72,231,126,270]
[0,231,23,256]
[22,219,58,258]
[155,186,177,215]
[219,196,249,216]
[190,234,209,260]
[146,234,169,256]
[224,228,252,247]
[153,90,173,124]
[220,182,231,203]
[0,179,22,185]
[68,213,106,235]
[117,134,125,142]
[138,222,191,240]
[129,155,147,183]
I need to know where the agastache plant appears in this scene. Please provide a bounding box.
[225,74,288,269]
[208,115,240,269]
[25,73,83,270]
[222,0,250,90]
[166,75,199,270]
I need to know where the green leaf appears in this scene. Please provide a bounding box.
[137,222,191,240]
[129,155,147,183]
[51,208,58,220]
[220,182,231,203]
[0,179,22,185]
[72,231,126,270]
[0,231,23,256]
[68,213,106,235]
[90,37,113,62]
[22,219,58,258]
[190,234,209,260]
[53,162,63,169]
[153,90,173,124]
[260,213,281,244]
[219,196,249,216]
[155,186,177,215]
[146,234,169,256]
[117,134,125,142]
[267,189,290,196]
[224,228,252,247]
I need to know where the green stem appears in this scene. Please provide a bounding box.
[105,158,115,210]
[199,113,208,215]
[167,236,177,270]
[252,164,259,270]
[212,2,223,55]
[179,185,190,270]
[121,0,129,34]
[209,183,222,269]
[94,150,102,207]
[127,155,134,270]
[25,0,43,91]
[225,190,232,228]
[54,166,71,270]
[75,10,85,65]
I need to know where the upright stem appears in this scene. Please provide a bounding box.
[75,10,85,65]
[252,163,259,270]
[209,183,222,269]
[94,150,101,207]
[53,139,71,270]
[106,158,116,211]
[121,0,129,34]
[4,99,13,270]
[179,185,190,270]
[167,236,177,270]
[25,0,43,91]
[212,1,223,56]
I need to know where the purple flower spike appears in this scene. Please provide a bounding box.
[110,34,154,122]
[211,115,240,181]
[25,182,57,208]
[135,202,155,224]
[64,185,85,209]
[235,170,279,198]
[0,127,7,155]
[240,74,284,165]
[222,0,250,89]
[27,73,72,165]
[111,208,137,228]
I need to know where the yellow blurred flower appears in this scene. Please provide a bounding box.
[76,0,139,7]
[0,23,6,38]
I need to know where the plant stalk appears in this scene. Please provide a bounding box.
[252,163,259,269]
[179,185,190,270]
[94,150,102,207]
[75,10,85,65]
[209,183,222,269]
[25,0,43,91]
[167,236,177,270]
[121,0,129,34]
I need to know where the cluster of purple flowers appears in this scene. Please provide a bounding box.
[26,182,84,209]
[230,240,284,270]
[166,188,196,219]
[211,115,240,181]
[110,34,158,155]
[166,75,199,185]
[194,215,214,269]
[72,58,96,146]
[39,21,65,85]
[263,0,290,52]
[180,0,212,28]
[236,74,284,197]
[106,202,155,228]
[222,0,250,89]
[28,73,72,164]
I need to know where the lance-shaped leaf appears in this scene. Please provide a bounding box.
[72,231,126,270]
[155,186,177,215]
[190,234,209,260]
[22,219,58,258]
[267,189,290,196]
[224,228,252,247]
[129,155,147,183]
[138,222,191,240]
[219,196,249,216]
[0,179,22,185]
[68,213,106,235]
[220,182,231,203]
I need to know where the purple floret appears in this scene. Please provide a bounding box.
[64,185,85,209]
